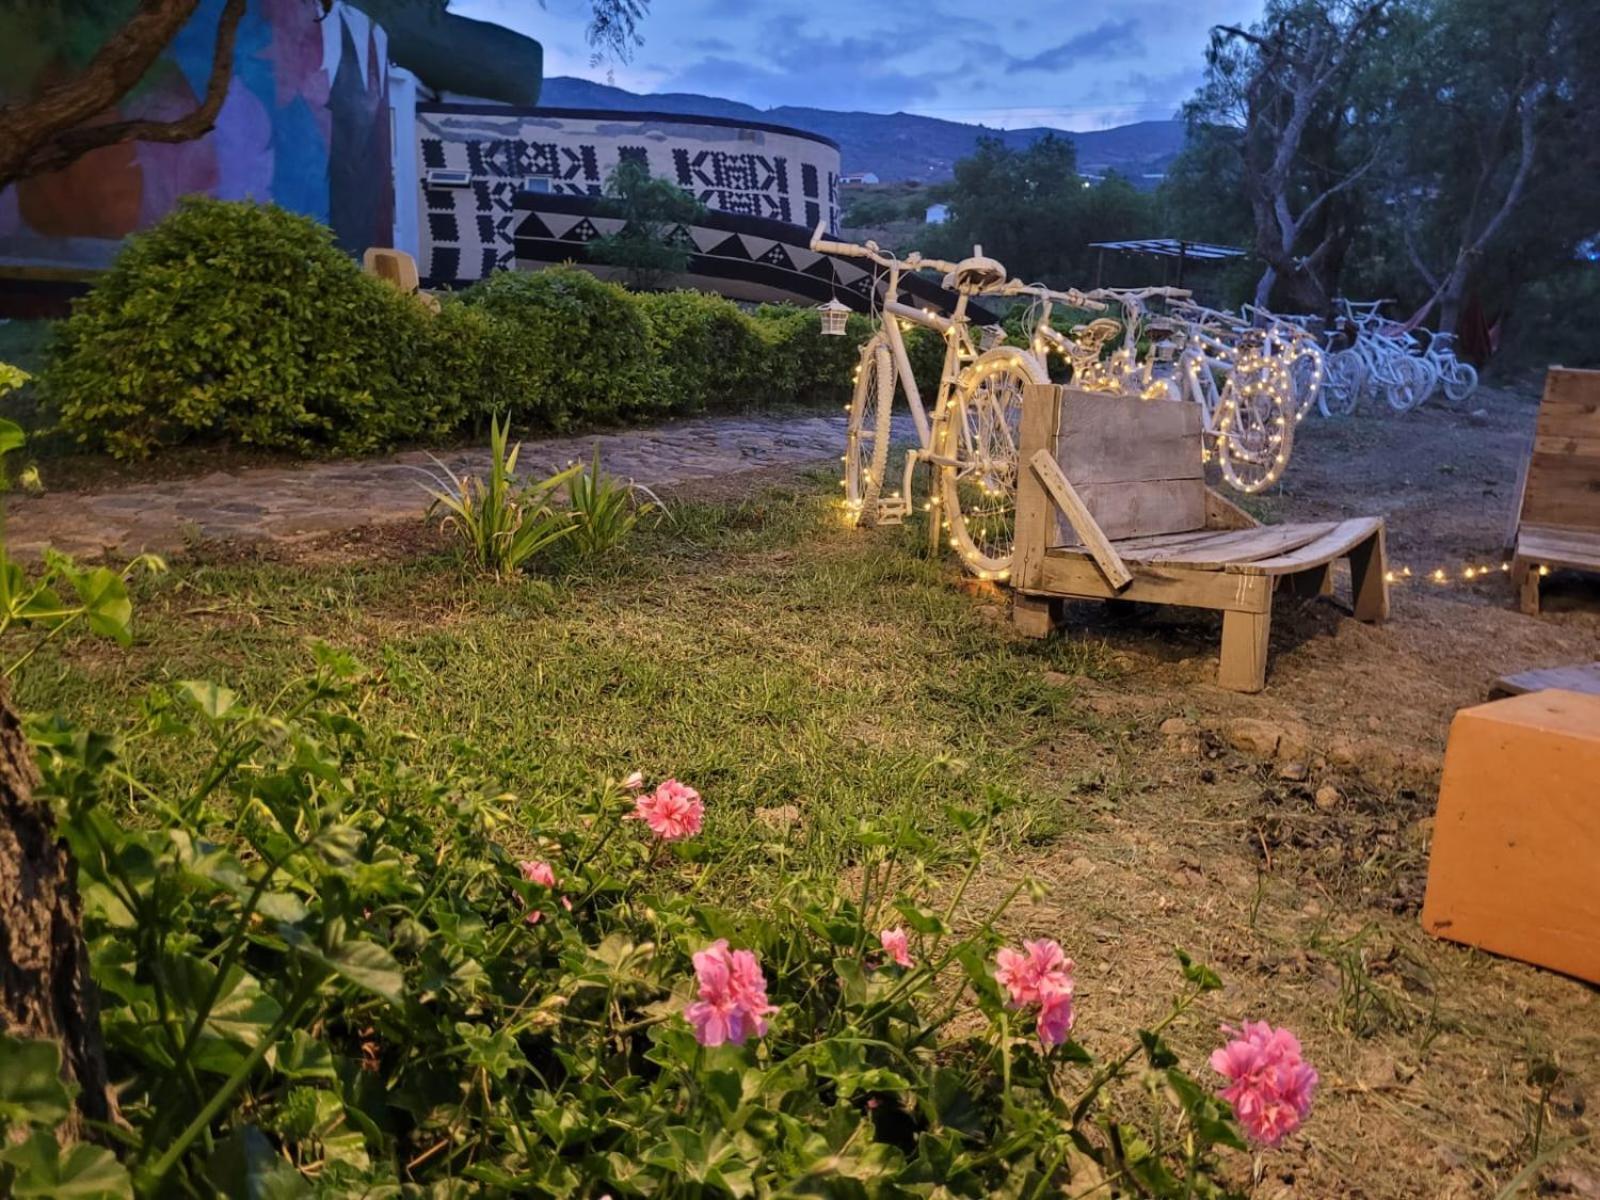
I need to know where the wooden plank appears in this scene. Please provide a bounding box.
[1054,479,1206,544]
[1056,391,1203,485]
[1521,368,1600,533]
[1012,593,1061,638]
[1489,662,1600,700]
[1206,487,1260,532]
[1013,383,1061,591]
[1218,607,1272,692]
[1231,518,1383,576]
[1030,450,1133,590]
[1129,523,1339,570]
[1515,526,1600,572]
[1035,551,1272,612]
[1348,523,1389,621]
[1104,527,1242,555]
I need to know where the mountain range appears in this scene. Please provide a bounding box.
[539,77,1185,184]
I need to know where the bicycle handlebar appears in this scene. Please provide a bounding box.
[809,220,964,278]
[1001,279,1108,311]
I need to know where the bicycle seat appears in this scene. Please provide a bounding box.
[945,254,1007,292]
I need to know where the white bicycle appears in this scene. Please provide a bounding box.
[812,225,1051,578]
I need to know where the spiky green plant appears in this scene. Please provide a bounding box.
[422,414,578,577]
[565,444,661,559]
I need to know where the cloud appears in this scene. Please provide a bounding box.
[1006,19,1145,72]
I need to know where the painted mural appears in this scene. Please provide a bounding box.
[0,0,393,271]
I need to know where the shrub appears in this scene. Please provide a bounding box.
[461,267,656,425]
[635,290,766,412]
[564,445,660,559]
[44,198,448,458]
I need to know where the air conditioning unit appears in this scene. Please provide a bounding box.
[425,169,473,188]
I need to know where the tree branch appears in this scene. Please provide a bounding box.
[15,0,248,180]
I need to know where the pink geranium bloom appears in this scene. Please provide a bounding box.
[1036,988,1076,1047]
[517,860,568,925]
[626,779,704,841]
[879,927,914,969]
[994,939,1074,1008]
[685,939,777,1047]
[1211,1021,1319,1147]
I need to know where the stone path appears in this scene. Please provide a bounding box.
[5,413,858,559]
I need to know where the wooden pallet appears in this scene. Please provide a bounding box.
[1489,662,1600,700]
[1508,368,1600,615]
[1012,385,1388,693]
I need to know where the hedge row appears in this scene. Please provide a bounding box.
[42,199,931,459]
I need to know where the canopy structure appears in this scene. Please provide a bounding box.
[1088,238,1247,286]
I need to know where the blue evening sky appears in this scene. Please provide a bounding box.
[453,0,1262,130]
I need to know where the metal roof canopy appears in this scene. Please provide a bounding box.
[1088,238,1246,260]
[1088,238,1247,287]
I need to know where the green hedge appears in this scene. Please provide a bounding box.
[42,199,909,459]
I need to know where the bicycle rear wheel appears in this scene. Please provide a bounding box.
[1444,360,1478,403]
[938,346,1048,577]
[844,335,895,526]
[1319,350,1364,417]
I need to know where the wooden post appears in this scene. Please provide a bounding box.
[1348,525,1390,621]
[1013,384,1060,592]
[1219,607,1272,692]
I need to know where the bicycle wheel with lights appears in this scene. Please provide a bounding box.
[937,345,1049,577]
[1215,358,1295,494]
[843,333,895,525]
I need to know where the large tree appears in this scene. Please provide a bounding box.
[0,0,649,191]
[1188,0,1391,314]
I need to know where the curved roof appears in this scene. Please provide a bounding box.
[349,1,544,106]
[419,103,841,153]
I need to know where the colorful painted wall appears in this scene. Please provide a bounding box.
[0,0,393,273]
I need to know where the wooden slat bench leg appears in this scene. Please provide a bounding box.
[1512,559,1541,616]
[1283,564,1331,600]
[1348,527,1390,622]
[1013,594,1061,638]
[1219,605,1272,693]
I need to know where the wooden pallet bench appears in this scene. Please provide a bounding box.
[1011,384,1389,693]
[1507,367,1600,615]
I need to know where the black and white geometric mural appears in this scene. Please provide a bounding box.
[416,105,842,290]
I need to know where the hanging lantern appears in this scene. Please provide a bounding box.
[817,298,851,337]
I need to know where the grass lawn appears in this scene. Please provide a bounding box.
[17,471,1114,882]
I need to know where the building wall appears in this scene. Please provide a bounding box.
[0,0,393,274]
[416,105,841,288]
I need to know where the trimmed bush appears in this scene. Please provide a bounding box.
[461,267,656,425]
[635,290,765,413]
[45,198,446,458]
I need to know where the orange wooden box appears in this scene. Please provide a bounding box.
[1421,689,1600,983]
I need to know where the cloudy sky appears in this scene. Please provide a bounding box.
[453,0,1263,130]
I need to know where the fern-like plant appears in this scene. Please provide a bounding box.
[565,445,661,559]
[422,414,578,577]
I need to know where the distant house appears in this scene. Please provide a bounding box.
[840,171,880,185]
[925,203,950,225]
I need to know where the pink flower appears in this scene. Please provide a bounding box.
[1036,988,1075,1047]
[685,939,777,1047]
[994,939,1074,1008]
[879,927,914,969]
[626,779,704,841]
[519,860,557,887]
[1210,1021,1319,1148]
[622,770,645,791]
[517,860,568,925]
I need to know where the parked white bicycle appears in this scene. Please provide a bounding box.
[811,225,1050,578]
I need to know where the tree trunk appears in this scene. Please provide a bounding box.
[0,682,114,1141]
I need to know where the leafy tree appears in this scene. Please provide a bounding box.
[1186,0,1392,314]
[928,135,1157,284]
[588,159,705,291]
[0,0,649,189]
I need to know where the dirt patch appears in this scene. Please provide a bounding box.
[992,383,1600,1198]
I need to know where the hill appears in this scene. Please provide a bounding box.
[538,76,1184,184]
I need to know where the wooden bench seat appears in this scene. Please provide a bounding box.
[1507,368,1600,615]
[1012,385,1389,692]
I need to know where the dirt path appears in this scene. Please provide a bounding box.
[2,413,866,559]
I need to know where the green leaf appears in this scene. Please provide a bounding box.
[289,929,405,1004]
[0,1132,132,1199]
[204,1126,307,1200]
[0,417,26,456]
[70,568,132,644]
[0,1035,73,1128]
[1175,948,1223,992]
[177,680,239,722]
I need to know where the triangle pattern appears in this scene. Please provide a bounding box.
[706,233,752,260]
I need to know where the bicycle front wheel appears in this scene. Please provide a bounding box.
[1444,360,1478,404]
[844,335,895,525]
[937,346,1048,577]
